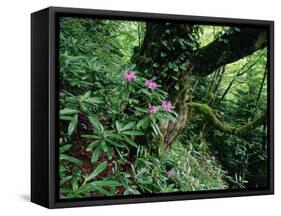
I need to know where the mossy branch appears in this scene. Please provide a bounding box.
[190,28,267,77]
[189,102,267,136]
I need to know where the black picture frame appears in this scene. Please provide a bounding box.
[31,6,274,209]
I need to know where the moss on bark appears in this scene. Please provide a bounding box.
[189,102,267,136]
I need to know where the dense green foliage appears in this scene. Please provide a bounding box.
[59,17,268,199]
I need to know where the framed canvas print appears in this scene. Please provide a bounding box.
[31,6,274,208]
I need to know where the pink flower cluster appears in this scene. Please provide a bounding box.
[145,80,157,90]
[123,71,136,81]
[148,105,157,114]
[161,100,173,112]
[121,71,173,115]
[147,100,173,114]
[167,169,174,178]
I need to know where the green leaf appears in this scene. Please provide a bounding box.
[107,145,113,160]
[87,161,107,181]
[60,175,72,184]
[115,148,124,159]
[91,146,101,163]
[60,108,78,115]
[87,97,103,105]
[116,121,121,133]
[136,117,149,129]
[109,141,126,149]
[88,113,104,133]
[78,179,120,194]
[172,64,179,72]
[106,138,128,150]
[59,164,67,172]
[78,183,113,195]
[86,140,100,151]
[60,154,82,165]
[88,180,121,187]
[123,137,138,148]
[162,40,168,47]
[60,116,73,121]
[60,188,73,193]
[153,63,159,68]
[60,144,72,153]
[129,63,136,70]
[154,123,163,136]
[150,122,162,136]
[160,52,167,57]
[72,176,79,192]
[180,64,186,70]
[68,114,78,136]
[100,141,107,152]
[122,122,136,131]
[82,134,100,139]
[91,186,114,196]
[122,131,144,136]
[105,130,122,139]
[81,91,90,100]
[135,107,147,113]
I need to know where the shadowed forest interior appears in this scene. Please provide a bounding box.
[58,17,268,199]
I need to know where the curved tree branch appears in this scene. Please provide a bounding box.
[189,102,267,136]
[190,27,267,77]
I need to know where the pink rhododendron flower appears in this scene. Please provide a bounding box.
[167,169,174,178]
[123,71,136,81]
[145,80,157,90]
[148,105,157,114]
[162,100,173,112]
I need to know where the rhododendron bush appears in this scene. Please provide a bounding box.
[58,17,268,199]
